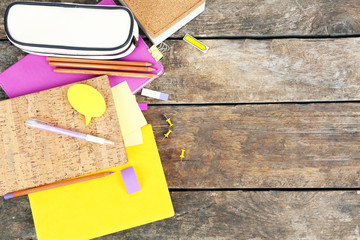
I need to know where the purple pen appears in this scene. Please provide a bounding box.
[25,118,115,145]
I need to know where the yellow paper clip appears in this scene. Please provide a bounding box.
[183,34,209,53]
[162,129,172,140]
[148,45,164,61]
[163,114,173,127]
[180,149,185,161]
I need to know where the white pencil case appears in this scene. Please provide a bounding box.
[5,2,139,59]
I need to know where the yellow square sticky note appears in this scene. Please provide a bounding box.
[124,128,143,147]
[112,82,147,147]
[29,124,174,240]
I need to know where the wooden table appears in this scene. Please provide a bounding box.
[1,0,360,239]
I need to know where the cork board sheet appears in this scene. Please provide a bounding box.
[122,0,205,38]
[0,75,127,196]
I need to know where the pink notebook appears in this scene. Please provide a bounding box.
[0,0,163,98]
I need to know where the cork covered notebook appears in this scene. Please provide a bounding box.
[119,0,205,45]
[0,75,127,196]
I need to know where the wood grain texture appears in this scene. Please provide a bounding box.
[0,75,127,196]
[1,191,360,239]
[172,0,360,38]
[0,0,360,39]
[144,104,360,188]
[137,38,360,103]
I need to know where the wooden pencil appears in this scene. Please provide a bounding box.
[46,57,153,67]
[4,172,113,199]
[49,61,156,72]
[53,68,159,79]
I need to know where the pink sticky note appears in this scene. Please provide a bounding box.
[138,103,148,111]
[0,0,163,98]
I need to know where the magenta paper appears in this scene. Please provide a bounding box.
[0,0,163,98]
[138,103,148,111]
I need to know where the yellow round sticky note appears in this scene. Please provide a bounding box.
[67,84,106,125]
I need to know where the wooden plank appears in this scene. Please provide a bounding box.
[2,38,360,104]
[1,191,360,239]
[173,0,360,38]
[138,38,360,103]
[1,0,360,39]
[144,103,360,188]
[0,76,127,196]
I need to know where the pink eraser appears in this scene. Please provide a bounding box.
[138,103,148,111]
[120,166,141,194]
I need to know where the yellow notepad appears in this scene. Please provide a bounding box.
[29,124,174,240]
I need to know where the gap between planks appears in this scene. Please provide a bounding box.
[169,188,360,192]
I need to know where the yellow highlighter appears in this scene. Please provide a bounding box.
[183,34,209,53]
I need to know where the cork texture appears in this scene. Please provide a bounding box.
[0,75,127,196]
[123,0,205,38]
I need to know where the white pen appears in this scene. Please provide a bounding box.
[25,118,115,145]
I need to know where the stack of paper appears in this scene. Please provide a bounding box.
[29,82,174,239]
[29,124,174,239]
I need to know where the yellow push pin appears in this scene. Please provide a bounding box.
[180,149,185,161]
[163,114,173,127]
[162,129,172,140]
